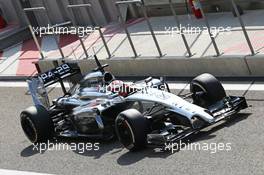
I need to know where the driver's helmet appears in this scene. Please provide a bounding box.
[107,80,129,97]
[103,72,115,85]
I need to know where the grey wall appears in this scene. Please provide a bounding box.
[1,0,264,28]
[51,0,108,26]
[86,0,107,25]
[28,0,66,26]
[99,0,118,22]
[141,0,264,17]
[0,0,19,23]
[11,0,28,26]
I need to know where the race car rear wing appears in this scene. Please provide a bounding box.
[28,63,81,108]
[37,63,81,87]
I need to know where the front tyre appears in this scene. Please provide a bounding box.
[190,73,226,107]
[115,109,149,151]
[20,105,54,143]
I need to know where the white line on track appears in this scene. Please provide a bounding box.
[0,82,69,88]
[0,81,263,91]
[0,169,54,175]
[0,81,28,87]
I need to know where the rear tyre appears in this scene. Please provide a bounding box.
[115,109,149,151]
[190,73,226,106]
[20,105,54,143]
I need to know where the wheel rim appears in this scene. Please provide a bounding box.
[192,83,209,107]
[116,117,135,149]
[131,101,143,113]
[21,113,38,143]
[192,83,206,94]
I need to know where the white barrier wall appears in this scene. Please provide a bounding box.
[37,55,264,78]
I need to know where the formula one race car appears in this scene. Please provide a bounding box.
[20,56,247,149]
[115,74,248,151]
[20,57,166,143]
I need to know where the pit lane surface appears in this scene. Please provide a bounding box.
[0,83,263,175]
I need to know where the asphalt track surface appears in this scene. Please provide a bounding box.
[0,84,263,175]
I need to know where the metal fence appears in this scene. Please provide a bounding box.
[23,0,260,60]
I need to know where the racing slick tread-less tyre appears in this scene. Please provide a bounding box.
[20,105,54,143]
[190,73,226,104]
[115,109,149,151]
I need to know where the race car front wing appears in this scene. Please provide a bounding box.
[147,96,248,147]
